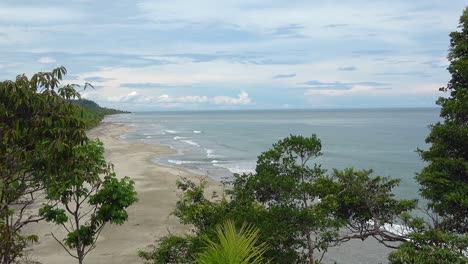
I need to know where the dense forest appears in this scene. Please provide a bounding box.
[72,98,129,127]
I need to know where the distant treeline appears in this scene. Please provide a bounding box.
[72,98,129,127]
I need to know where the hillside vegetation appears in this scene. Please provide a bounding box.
[72,99,129,127]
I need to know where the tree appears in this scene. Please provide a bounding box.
[231,135,415,262]
[142,135,416,263]
[389,6,468,263]
[331,168,416,248]
[138,177,227,264]
[388,223,468,264]
[194,220,269,264]
[39,140,138,264]
[415,6,468,233]
[0,67,90,263]
[172,177,228,235]
[138,234,197,264]
[72,99,129,128]
[235,135,341,263]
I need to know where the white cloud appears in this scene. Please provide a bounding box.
[213,91,251,105]
[305,85,375,97]
[1,0,461,109]
[0,7,83,24]
[85,89,251,107]
[38,57,56,64]
[0,6,83,24]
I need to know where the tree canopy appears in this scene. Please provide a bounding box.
[0,67,89,263]
[415,6,468,233]
[389,6,468,264]
[40,140,138,264]
[141,135,415,263]
[0,67,134,263]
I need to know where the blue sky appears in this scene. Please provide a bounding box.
[1,0,466,111]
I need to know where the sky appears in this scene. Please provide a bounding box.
[1,0,466,111]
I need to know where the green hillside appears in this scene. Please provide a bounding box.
[72,99,129,127]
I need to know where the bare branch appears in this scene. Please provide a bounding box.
[50,232,78,259]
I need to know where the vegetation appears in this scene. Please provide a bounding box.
[0,67,89,263]
[72,99,129,127]
[194,220,268,264]
[0,67,135,263]
[139,234,198,264]
[416,6,468,233]
[388,6,468,264]
[2,5,468,264]
[140,7,467,263]
[140,135,415,263]
[39,140,137,264]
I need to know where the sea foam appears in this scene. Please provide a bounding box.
[168,159,197,165]
[213,163,255,174]
[181,140,200,147]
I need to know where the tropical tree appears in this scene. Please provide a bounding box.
[234,135,341,263]
[231,135,415,262]
[139,177,228,264]
[331,168,416,248]
[39,140,138,264]
[389,6,468,263]
[142,135,417,263]
[0,67,90,263]
[415,6,468,234]
[138,234,198,264]
[194,220,269,264]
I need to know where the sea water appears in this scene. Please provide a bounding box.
[104,108,440,263]
[105,108,439,201]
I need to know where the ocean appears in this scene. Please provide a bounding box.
[104,108,440,263]
[105,108,439,201]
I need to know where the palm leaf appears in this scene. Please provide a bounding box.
[195,220,269,264]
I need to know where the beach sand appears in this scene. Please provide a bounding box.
[25,122,221,264]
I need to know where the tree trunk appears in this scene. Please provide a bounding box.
[306,231,314,263]
[77,247,84,264]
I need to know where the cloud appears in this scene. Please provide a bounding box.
[300,80,388,96]
[87,90,251,106]
[120,82,163,88]
[273,73,296,79]
[353,50,393,56]
[1,0,463,110]
[0,6,83,24]
[302,81,353,90]
[302,80,386,88]
[212,91,251,105]
[323,23,349,28]
[375,71,432,78]
[338,66,357,71]
[305,85,375,96]
[422,59,449,69]
[119,91,140,102]
[271,24,305,38]
[38,57,56,63]
[84,76,114,82]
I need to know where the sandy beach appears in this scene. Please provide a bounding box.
[26,122,221,264]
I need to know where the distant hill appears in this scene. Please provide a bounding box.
[72,99,129,127]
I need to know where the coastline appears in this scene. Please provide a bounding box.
[27,122,221,264]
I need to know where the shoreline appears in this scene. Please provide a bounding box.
[26,122,221,264]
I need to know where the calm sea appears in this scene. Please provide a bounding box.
[104,108,440,263]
